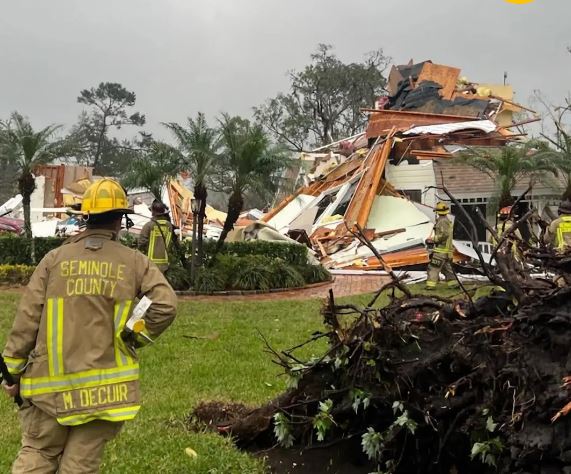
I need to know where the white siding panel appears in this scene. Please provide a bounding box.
[385,162,437,207]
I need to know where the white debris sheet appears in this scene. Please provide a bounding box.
[0,195,23,216]
[328,196,434,268]
[32,220,58,237]
[453,240,495,266]
[266,194,315,232]
[403,120,497,136]
[366,196,431,231]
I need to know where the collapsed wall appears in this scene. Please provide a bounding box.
[262,60,536,271]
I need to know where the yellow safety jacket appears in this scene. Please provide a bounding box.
[491,219,522,258]
[547,215,571,251]
[139,218,173,272]
[432,216,454,258]
[2,230,177,426]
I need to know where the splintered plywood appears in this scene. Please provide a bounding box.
[366,110,476,139]
[387,65,404,96]
[322,156,364,183]
[343,138,393,231]
[478,83,515,127]
[416,63,460,100]
[362,247,431,268]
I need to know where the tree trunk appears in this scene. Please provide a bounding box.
[498,190,514,209]
[93,115,108,172]
[194,182,208,265]
[19,171,36,263]
[562,175,571,201]
[217,189,243,250]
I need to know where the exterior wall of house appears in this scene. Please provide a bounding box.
[385,161,437,208]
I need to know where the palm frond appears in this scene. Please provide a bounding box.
[163,113,220,185]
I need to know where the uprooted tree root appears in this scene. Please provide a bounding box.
[192,243,571,473]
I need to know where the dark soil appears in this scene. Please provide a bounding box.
[255,440,372,474]
[189,245,571,473]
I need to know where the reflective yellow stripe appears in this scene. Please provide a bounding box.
[56,298,64,376]
[46,298,64,376]
[3,356,27,374]
[47,298,64,377]
[162,222,172,248]
[47,298,54,376]
[148,228,157,260]
[556,217,571,250]
[426,281,437,288]
[20,365,139,397]
[148,221,170,264]
[114,301,134,367]
[57,405,141,426]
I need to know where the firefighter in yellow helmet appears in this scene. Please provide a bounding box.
[425,202,458,290]
[545,200,571,252]
[1,178,177,473]
[138,200,175,273]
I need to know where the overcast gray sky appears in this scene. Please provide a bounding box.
[0,0,569,140]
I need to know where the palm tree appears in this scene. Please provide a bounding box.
[163,113,219,260]
[0,113,72,260]
[122,142,183,201]
[534,119,571,201]
[459,142,556,209]
[216,114,290,247]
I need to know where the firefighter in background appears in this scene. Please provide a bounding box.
[138,200,175,273]
[545,200,571,252]
[425,202,458,290]
[2,178,177,473]
[494,207,520,240]
[492,206,523,261]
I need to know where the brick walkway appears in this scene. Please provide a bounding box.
[181,274,390,302]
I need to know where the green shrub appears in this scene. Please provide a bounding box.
[210,254,242,279]
[119,232,138,249]
[294,264,332,284]
[0,264,36,285]
[230,260,273,291]
[269,260,305,289]
[194,268,226,293]
[165,264,192,291]
[198,240,309,266]
[0,236,64,265]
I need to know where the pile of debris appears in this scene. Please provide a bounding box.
[261,60,537,271]
[193,220,571,473]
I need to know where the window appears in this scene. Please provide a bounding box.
[452,200,487,242]
[399,189,422,203]
[331,181,359,216]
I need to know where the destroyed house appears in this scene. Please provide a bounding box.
[263,60,539,270]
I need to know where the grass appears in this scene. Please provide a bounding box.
[0,284,475,473]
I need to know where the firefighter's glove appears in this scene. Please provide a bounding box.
[118,326,153,358]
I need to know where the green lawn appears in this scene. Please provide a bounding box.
[0,285,472,473]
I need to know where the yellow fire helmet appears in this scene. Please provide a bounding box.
[80,178,133,216]
[435,201,450,216]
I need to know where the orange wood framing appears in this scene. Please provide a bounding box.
[364,109,479,139]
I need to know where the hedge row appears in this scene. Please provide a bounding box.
[0,235,309,268]
[189,254,331,293]
[0,265,36,285]
[198,240,309,266]
[0,235,319,291]
[0,236,64,265]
